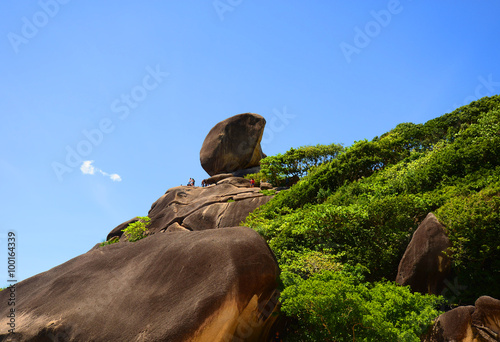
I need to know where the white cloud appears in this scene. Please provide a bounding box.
[110,174,122,182]
[80,160,95,175]
[80,161,121,182]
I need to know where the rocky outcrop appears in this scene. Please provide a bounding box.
[0,112,281,342]
[217,176,252,187]
[204,173,235,186]
[105,180,272,242]
[423,296,500,342]
[396,213,452,295]
[260,182,273,190]
[200,113,266,176]
[0,227,280,341]
[143,181,272,235]
[106,217,138,241]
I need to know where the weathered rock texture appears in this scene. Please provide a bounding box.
[204,173,235,186]
[423,296,500,342]
[200,113,266,176]
[0,227,280,342]
[106,217,138,241]
[396,212,452,295]
[137,181,273,236]
[260,182,273,190]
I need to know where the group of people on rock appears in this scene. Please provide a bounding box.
[187,177,211,187]
[187,177,256,188]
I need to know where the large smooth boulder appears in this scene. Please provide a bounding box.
[0,227,280,341]
[423,296,500,341]
[143,183,273,235]
[396,213,452,295]
[200,113,266,176]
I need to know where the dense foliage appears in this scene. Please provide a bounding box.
[122,216,151,242]
[282,268,443,341]
[245,95,500,340]
[253,96,500,214]
[278,252,444,341]
[245,143,344,186]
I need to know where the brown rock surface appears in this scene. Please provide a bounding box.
[423,296,500,342]
[200,113,266,176]
[217,176,252,188]
[144,183,272,235]
[0,227,280,341]
[396,212,452,295]
[106,216,138,241]
[260,182,273,190]
[204,173,234,186]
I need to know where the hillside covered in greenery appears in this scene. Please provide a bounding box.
[245,95,500,341]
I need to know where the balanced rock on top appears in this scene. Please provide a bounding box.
[200,113,266,176]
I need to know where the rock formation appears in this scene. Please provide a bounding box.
[396,212,452,295]
[104,178,273,243]
[106,217,139,241]
[200,113,266,176]
[0,227,280,341]
[0,114,282,341]
[423,296,500,342]
[131,179,273,237]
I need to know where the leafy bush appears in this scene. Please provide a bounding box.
[281,263,444,342]
[250,193,435,280]
[244,170,266,186]
[260,143,344,185]
[100,236,119,247]
[122,216,151,242]
[259,189,276,196]
[435,181,500,302]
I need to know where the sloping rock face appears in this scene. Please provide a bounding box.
[396,212,452,295]
[423,296,500,342]
[134,180,272,236]
[200,113,266,176]
[0,227,280,342]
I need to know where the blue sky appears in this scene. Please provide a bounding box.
[1,1,500,283]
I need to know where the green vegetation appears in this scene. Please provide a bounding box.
[245,143,344,186]
[100,236,119,247]
[259,189,277,196]
[122,216,151,242]
[260,143,344,186]
[244,171,265,186]
[245,95,500,340]
[281,264,443,341]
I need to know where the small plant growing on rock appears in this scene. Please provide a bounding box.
[100,236,119,247]
[122,216,151,242]
[259,189,277,196]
